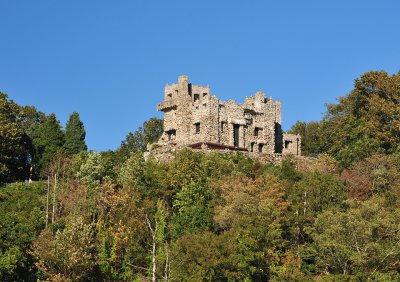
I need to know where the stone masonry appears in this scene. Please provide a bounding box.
[145,75,301,160]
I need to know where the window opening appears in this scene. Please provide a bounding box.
[195,122,200,134]
[250,142,255,152]
[233,124,240,147]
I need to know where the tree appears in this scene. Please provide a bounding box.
[289,121,323,157]
[76,151,109,188]
[212,174,288,280]
[0,93,34,183]
[117,118,163,158]
[28,113,65,176]
[170,181,214,239]
[0,182,46,281]
[171,232,222,281]
[341,154,399,200]
[310,197,400,279]
[320,71,400,167]
[63,112,87,155]
[32,215,96,281]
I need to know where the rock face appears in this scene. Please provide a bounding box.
[145,75,301,161]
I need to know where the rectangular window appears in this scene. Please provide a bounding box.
[233,124,240,147]
[195,122,200,134]
[254,127,262,137]
[258,143,264,153]
[221,122,225,132]
[194,94,200,102]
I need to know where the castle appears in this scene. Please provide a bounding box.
[145,75,300,160]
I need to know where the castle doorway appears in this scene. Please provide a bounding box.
[233,124,240,147]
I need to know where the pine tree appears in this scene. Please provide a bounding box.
[29,113,65,176]
[64,112,87,154]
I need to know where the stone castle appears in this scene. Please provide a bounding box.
[145,75,300,161]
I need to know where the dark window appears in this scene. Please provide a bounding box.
[254,127,262,136]
[194,94,200,101]
[167,93,172,99]
[221,122,225,132]
[285,140,291,149]
[250,142,255,152]
[258,143,263,153]
[195,123,200,134]
[233,124,240,147]
[203,93,208,97]
[175,90,178,95]
[167,130,176,141]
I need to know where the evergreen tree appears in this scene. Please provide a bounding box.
[63,112,87,154]
[29,113,65,176]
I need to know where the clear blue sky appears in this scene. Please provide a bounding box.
[1,1,399,151]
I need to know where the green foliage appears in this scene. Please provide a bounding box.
[286,171,346,251]
[168,148,205,189]
[118,152,168,206]
[28,113,65,176]
[3,146,400,280]
[289,172,346,218]
[289,121,323,157]
[290,71,400,168]
[63,112,87,154]
[0,93,34,183]
[0,182,46,280]
[171,232,222,281]
[309,197,400,279]
[3,70,400,280]
[76,151,111,188]
[171,181,214,238]
[117,117,163,159]
[118,152,145,188]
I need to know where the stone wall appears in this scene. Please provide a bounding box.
[282,133,301,156]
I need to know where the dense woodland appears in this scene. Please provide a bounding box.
[1,71,400,281]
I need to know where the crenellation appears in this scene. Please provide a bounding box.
[147,75,301,161]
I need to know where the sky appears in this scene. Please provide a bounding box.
[1,1,399,151]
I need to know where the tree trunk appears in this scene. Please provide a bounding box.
[52,173,57,224]
[146,215,157,282]
[46,175,50,228]
[164,243,170,282]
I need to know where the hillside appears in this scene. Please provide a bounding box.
[1,71,400,281]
